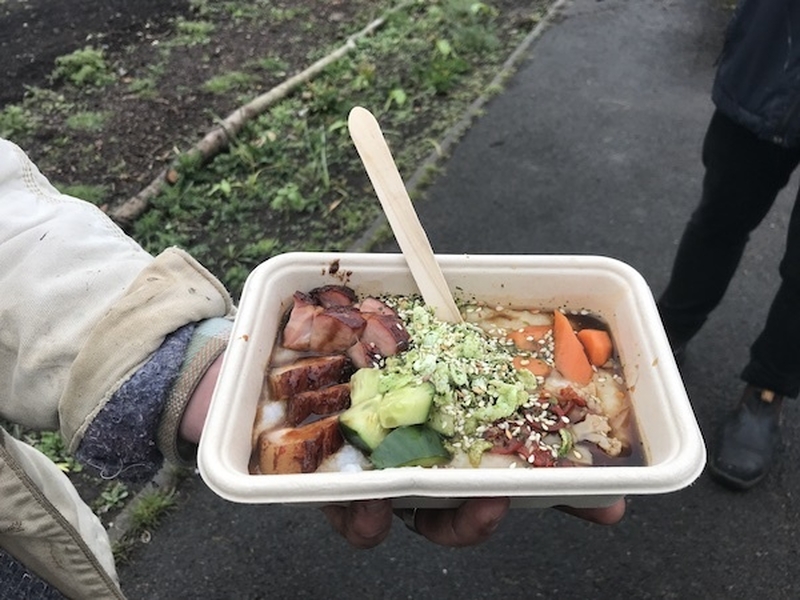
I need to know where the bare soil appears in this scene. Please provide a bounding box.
[1,0,387,206]
[1,0,189,105]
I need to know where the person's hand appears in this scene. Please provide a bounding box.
[321,497,509,548]
[321,496,625,549]
[555,497,627,524]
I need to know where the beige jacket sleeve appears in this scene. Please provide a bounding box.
[0,138,235,598]
[0,139,234,451]
[59,247,233,453]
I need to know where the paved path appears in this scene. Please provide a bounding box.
[118,1,800,598]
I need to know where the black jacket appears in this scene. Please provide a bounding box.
[713,0,800,147]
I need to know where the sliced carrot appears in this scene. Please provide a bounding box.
[507,325,552,351]
[512,354,552,377]
[552,310,594,385]
[577,328,613,367]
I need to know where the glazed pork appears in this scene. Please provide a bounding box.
[255,285,414,474]
[280,285,409,366]
[285,382,352,427]
[258,415,344,474]
[267,355,353,400]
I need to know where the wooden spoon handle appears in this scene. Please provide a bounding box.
[348,106,462,323]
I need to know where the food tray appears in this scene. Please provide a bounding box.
[198,252,706,508]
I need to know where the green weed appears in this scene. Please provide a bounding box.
[0,105,36,138]
[129,489,177,531]
[126,77,158,98]
[22,87,73,117]
[65,111,108,132]
[51,47,115,87]
[25,431,82,474]
[58,183,108,206]
[251,56,290,77]
[126,63,166,99]
[203,71,256,95]
[270,182,310,213]
[170,18,215,46]
[92,482,130,515]
[267,6,304,22]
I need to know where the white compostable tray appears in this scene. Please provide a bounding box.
[198,252,706,509]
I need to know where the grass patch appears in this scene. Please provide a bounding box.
[126,63,167,99]
[58,183,109,205]
[92,482,130,515]
[129,489,178,531]
[3,0,550,301]
[111,488,178,564]
[203,71,257,95]
[66,110,109,132]
[51,46,115,87]
[132,0,541,297]
[0,104,36,138]
[170,18,215,46]
[23,430,83,474]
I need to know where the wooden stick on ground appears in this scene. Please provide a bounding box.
[109,9,401,227]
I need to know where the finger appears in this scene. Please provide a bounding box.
[415,497,510,547]
[320,499,394,549]
[555,497,626,525]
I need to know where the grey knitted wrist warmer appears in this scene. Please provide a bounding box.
[157,317,232,466]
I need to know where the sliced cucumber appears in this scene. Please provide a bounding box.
[339,398,388,452]
[426,406,456,437]
[369,425,451,469]
[377,382,434,428]
[349,368,382,406]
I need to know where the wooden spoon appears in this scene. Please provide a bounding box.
[348,106,462,323]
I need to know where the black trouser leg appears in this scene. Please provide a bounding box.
[658,111,800,348]
[743,183,800,397]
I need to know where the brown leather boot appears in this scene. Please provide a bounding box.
[708,386,783,490]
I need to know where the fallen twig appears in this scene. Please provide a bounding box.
[110,7,404,227]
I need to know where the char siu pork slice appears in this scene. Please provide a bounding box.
[267,355,352,400]
[309,285,357,307]
[281,292,321,351]
[282,292,366,354]
[308,306,366,354]
[285,382,352,426]
[358,297,396,315]
[346,340,382,369]
[257,415,344,474]
[360,313,411,358]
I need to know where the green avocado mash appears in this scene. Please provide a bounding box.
[381,296,538,460]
